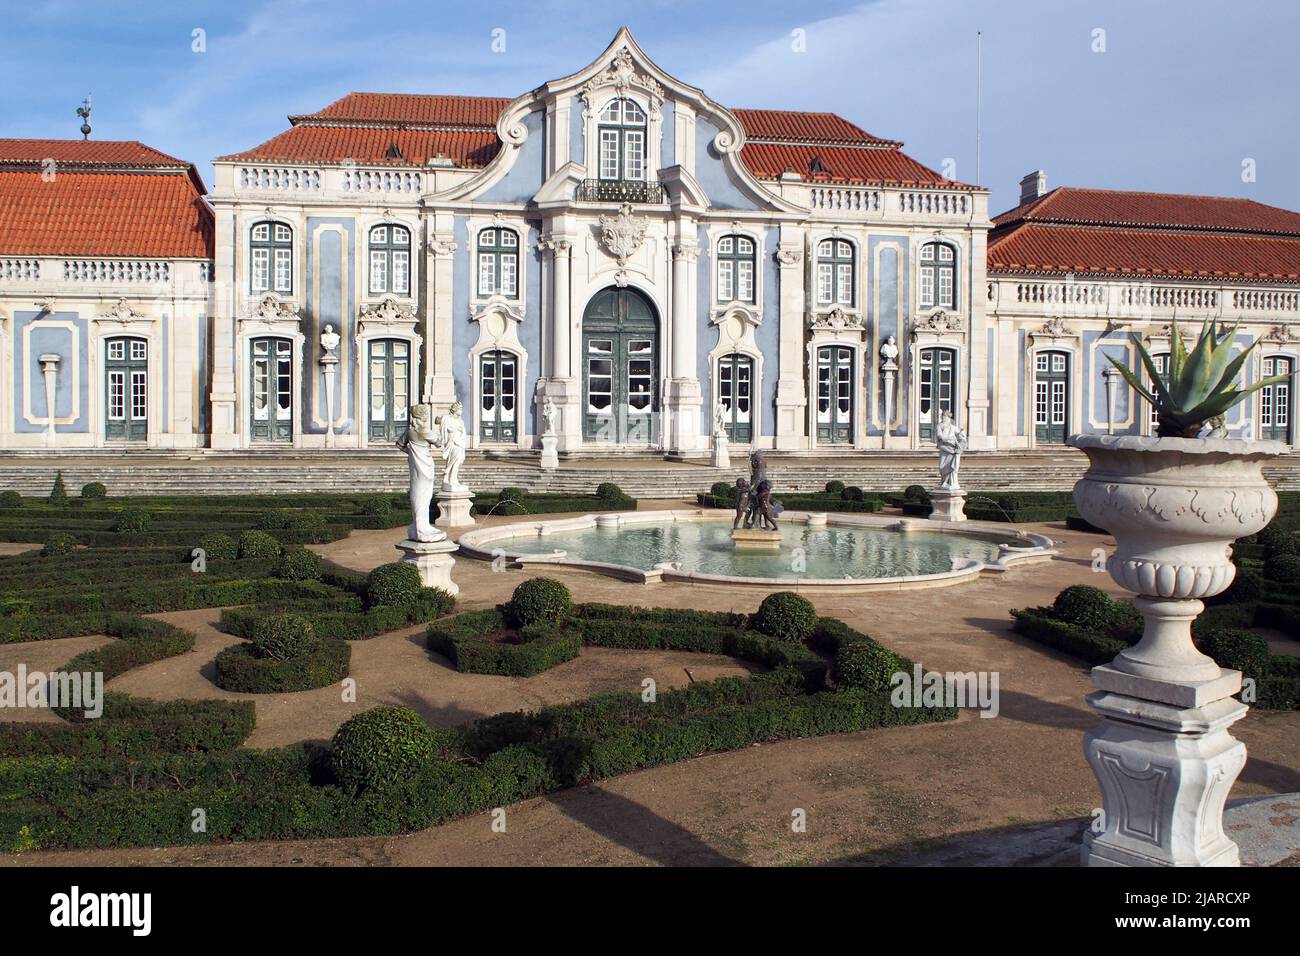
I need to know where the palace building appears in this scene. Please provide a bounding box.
[1,28,1297,459]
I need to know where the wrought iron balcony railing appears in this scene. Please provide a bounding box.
[577,179,665,203]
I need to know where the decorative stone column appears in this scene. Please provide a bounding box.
[426,229,458,407]
[37,353,60,446]
[1071,435,1285,866]
[666,239,702,456]
[540,235,580,451]
[773,236,807,450]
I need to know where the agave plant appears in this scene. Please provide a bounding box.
[1109,318,1298,438]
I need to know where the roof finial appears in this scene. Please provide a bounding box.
[76,94,92,140]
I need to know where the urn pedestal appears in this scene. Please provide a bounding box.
[1070,435,1284,868]
[434,488,475,529]
[395,536,460,596]
[539,434,559,471]
[928,488,967,522]
[712,434,730,469]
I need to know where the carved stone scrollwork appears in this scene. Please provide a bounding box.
[807,307,864,332]
[244,295,300,322]
[672,242,699,263]
[580,46,665,111]
[426,237,458,258]
[913,309,961,338]
[598,203,647,266]
[1263,323,1300,345]
[775,247,802,267]
[97,297,147,323]
[359,297,417,330]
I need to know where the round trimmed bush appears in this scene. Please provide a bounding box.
[1053,585,1133,634]
[251,613,321,661]
[841,485,865,501]
[79,481,107,499]
[0,491,21,510]
[751,591,818,644]
[112,508,150,533]
[361,495,394,518]
[215,638,348,694]
[508,577,571,627]
[1197,629,1271,677]
[275,547,322,581]
[199,532,237,561]
[330,705,445,793]
[1265,553,1300,584]
[710,480,736,500]
[498,486,527,503]
[903,484,930,503]
[595,482,625,501]
[825,480,845,494]
[367,562,423,608]
[41,532,77,556]
[238,530,280,560]
[834,640,903,692]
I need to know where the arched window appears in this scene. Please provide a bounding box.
[598,97,647,182]
[369,225,411,295]
[816,239,855,306]
[717,235,756,303]
[250,221,293,294]
[476,228,519,298]
[919,241,957,310]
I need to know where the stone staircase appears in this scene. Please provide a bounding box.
[1,449,1297,497]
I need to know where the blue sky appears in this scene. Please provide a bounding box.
[1,0,1297,214]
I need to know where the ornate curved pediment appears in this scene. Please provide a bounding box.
[913,309,963,340]
[579,45,666,115]
[469,296,526,328]
[239,294,302,336]
[360,296,417,330]
[808,307,865,333]
[95,297,152,327]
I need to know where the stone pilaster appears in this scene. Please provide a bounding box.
[774,229,807,450]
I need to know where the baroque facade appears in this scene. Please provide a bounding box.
[1,28,1297,456]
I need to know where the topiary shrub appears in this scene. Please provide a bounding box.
[711,481,737,500]
[367,562,423,608]
[1208,567,1264,606]
[1256,522,1297,556]
[238,530,281,561]
[41,532,77,557]
[1264,553,1300,585]
[79,481,107,499]
[841,485,865,501]
[112,508,150,533]
[750,591,818,644]
[903,484,929,504]
[1052,585,1136,635]
[330,705,445,793]
[48,471,69,506]
[499,486,527,504]
[596,482,625,501]
[257,508,327,537]
[275,547,322,581]
[251,613,321,661]
[0,491,21,510]
[834,640,903,692]
[199,532,237,561]
[507,577,572,627]
[1197,629,1271,677]
[825,480,846,494]
[361,495,393,518]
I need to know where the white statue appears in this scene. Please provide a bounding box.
[542,396,557,437]
[880,335,899,369]
[438,400,469,492]
[935,410,967,491]
[320,324,340,355]
[712,401,729,438]
[395,404,440,541]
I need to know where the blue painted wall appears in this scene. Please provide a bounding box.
[659,100,676,169]
[694,118,759,211]
[1085,330,1134,435]
[304,217,356,434]
[452,216,473,405]
[196,313,209,435]
[521,220,543,436]
[757,230,779,438]
[13,311,88,434]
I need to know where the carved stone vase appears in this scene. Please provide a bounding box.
[1069,434,1285,866]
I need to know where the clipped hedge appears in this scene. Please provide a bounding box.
[214,638,350,693]
[427,609,581,677]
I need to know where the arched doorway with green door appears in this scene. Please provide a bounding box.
[581,287,659,445]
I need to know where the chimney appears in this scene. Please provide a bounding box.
[1019,170,1048,205]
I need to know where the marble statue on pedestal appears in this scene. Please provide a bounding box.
[935,410,967,491]
[396,404,441,542]
[320,324,341,355]
[437,400,469,492]
[879,335,899,369]
[542,396,557,436]
[712,401,727,437]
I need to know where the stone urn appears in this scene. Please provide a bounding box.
[1069,434,1286,867]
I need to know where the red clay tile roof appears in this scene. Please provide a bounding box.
[221,91,962,188]
[0,140,213,259]
[993,186,1300,236]
[989,187,1300,280]
[223,125,498,168]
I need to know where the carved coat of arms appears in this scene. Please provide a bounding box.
[598,203,647,266]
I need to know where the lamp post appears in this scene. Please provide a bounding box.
[38,353,61,446]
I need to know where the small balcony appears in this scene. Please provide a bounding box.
[577,179,665,204]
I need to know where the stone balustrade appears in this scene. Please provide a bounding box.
[990,276,1300,321]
